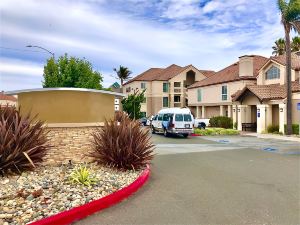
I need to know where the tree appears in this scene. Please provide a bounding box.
[291,36,300,51]
[113,66,132,86]
[121,90,146,119]
[278,0,300,135]
[43,54,103,89]
[272,36,300,55]
[272,38,286,55]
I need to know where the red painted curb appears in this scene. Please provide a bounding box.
[190,133,201,136]
[28,165,150,225]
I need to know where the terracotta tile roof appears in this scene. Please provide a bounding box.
[189,55,268,89]
[232,80,300,101]
[123,68,164,85]
[198,70,216,77]
[124,64,214,85]
[0,92,17,102]
[270,53,300,71]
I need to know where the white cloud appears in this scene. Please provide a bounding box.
[0,57,43,76]
[0,0,286,91]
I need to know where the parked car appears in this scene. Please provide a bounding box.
[139,117,148,126]
[194,118,210,128]
[151,108,194,137]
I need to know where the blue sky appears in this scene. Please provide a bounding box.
[0,0,290,91]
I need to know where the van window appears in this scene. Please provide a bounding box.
[175,114,183,121]
[153,115,157,120]
[184,114,192,122]
[163,113,173,121]
[158,114,163,121]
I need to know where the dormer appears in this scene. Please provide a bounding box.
[239,55,254,77]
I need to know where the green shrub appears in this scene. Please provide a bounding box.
[209,116,233,129]
[284,124,299,134]
[0,106,50,176]
[267,125,279,133]
[69,164,97,186]
[89,113,154,170]
[233,122,237,129]
[194,128,239,136]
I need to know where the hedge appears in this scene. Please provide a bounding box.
[209,116,233,129]
[284,124,299,134]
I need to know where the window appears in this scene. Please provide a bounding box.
[141,82,146,89]
[163,113,173,121]
[126,87,131,93]
[158,114,163,121]
[163,83,169,92]
[184,114,192,122]
[153,115,158,120]
[163,97,169,107]
[197,89,202,102]
[266,66,280,79]
[174,82,181,87]
[174,95,181,103]
[222,85,227,101]
[141,112,146,117]
[175,114,183,121]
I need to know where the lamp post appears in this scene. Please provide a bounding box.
[26,45,55,58]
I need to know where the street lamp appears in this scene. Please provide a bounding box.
[26,45,55,58]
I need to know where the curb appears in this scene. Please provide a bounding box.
[190,133,201,136]
[28,165,150,225]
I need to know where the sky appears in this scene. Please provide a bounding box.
[0,0,292,91]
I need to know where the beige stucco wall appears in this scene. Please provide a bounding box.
[257,61,298,86]
[188,80,255,106]
[239,56,254,77]
[18,90,115,123]
[240,92,261,105]
[292,95,300,124]
[206,106,220,118]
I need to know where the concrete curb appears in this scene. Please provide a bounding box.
[28,165,150,225]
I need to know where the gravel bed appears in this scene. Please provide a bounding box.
[0,163,141,225]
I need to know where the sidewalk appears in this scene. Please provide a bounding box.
[242,132,300,142]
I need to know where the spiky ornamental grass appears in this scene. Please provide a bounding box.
[89,114,154,170]
[0,106,50,175]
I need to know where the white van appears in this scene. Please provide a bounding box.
[151,108,194,137]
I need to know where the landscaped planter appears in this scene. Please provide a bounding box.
[0,164,150,225]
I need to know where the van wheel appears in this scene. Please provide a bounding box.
[183,134,188,138]
[163,129,169,137]
[151,126,156,134]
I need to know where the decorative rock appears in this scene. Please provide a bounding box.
[0,164,140,224]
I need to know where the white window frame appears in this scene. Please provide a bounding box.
[265,66,280,80]
[141,82,146,89]
[221,85,227,101]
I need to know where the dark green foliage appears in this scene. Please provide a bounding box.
[284,124,299,134]
[233,122,237,129]
[0,106,50,175]
[121,90,146,119]
[89,113,154,170]
[267,124,280,133]
[209,116,233,129]
[43,54,103,89]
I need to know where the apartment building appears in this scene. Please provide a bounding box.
[188,53,300,133]
[123,64,215,117]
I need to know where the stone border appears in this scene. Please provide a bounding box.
[28,165,150,225]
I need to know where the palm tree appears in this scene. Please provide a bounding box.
[278,0,300,135]
[113,66,132,86]
[272,38,286,55]
[291,36,300,51]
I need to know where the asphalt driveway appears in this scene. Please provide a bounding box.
[76,134,300,225]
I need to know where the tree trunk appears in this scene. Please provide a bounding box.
[284,26,292,135]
